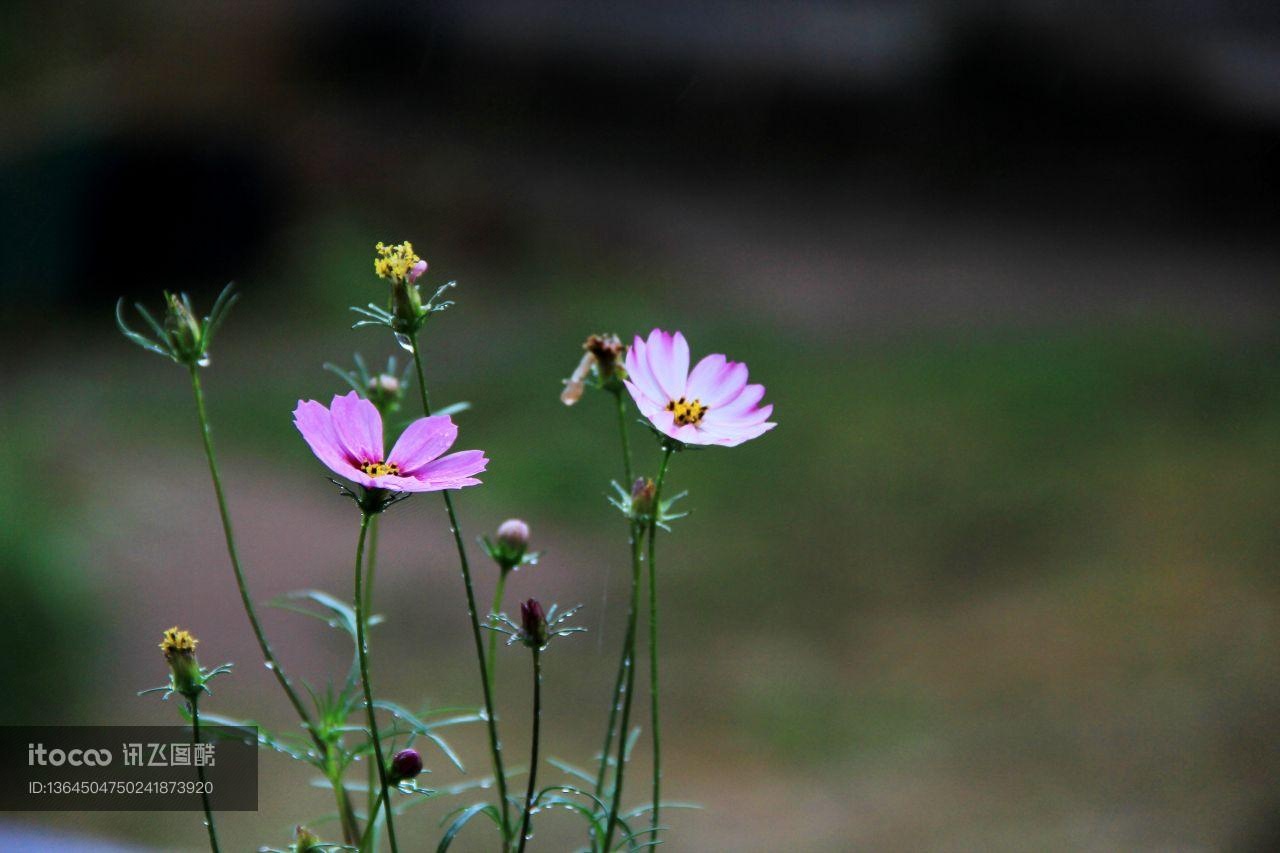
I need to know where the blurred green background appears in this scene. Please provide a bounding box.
[3,3,1280,851]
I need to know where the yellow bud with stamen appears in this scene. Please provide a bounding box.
[160,626,203,699]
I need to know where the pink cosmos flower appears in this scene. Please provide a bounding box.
[293,391,487,491]
[623,329,775,447]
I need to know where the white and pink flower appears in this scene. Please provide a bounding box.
[623,329,775,447]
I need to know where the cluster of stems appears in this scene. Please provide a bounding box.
[149,289,696,853]
[593,385,675,851]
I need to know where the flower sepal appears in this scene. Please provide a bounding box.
[139,627,233,702]
[486,601,585,651]
[609,479,689,531]
[116,283,238,368]
[327,478,413,516]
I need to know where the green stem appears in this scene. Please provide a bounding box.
[518,647,542,853]
[187,367,360,844]
[593,644,630,801]
[602,523,644,853]
[354,513,398,853]
[358,787,388,853]
[408,336,512,842]
[190,699,220,853]
[611,387,634,485]
[593,386,638,815]
[487,571,510,695]
[365,516,381,825]
[647,446,674,842]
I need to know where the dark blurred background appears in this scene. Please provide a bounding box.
[2,2,1279,850]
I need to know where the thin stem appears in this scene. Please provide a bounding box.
[593,645,630,801]
[358,787,388,853]
[331,765,360,851]
[647,446,674,842]
[593,386,638,803]
[190,699,220,853]
[517,648,542,853]
[487,571,510,695]
[602,523,644,853]
[409,336,512,841]
[187,367,360,844]
[611,387,634,485]
[364,516,381,825]
[354,513,398,853]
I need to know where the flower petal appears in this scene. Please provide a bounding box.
[624,335,665,405]
[645,329,690,401]
[387,415,457,473]
[415,449,488,483]
[711,383,767,418]
[329,391,384,462]
[376,473,456,492]
[699,360,749,407]
[699,419,777,446]
[684,353,727,400]
[294,400,363,479]
[624,379,666,419]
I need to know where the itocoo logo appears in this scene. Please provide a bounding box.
[28,743,113,766]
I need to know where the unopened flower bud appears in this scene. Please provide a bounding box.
[497,518,529,552]
[408,258,428,283]
[163,293,203,362]
[292,825,322,853]
[488,518,532,573]
[630,477,656,519]
[389,748,423,783]
[366,373,403,413]
[159,626,202,699]
[520,599,549,648]
[369,374,400,396]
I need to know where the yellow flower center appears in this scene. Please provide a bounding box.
[160,627,198,658]
[666,396,708,426]
[360,460,400,478]
[374,241,421,282]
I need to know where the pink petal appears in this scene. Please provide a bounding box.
[712,383,767,418]
[645,329,689,401]
[699,361,749,406]
[418,476,484,491]
[700,419,777,446]
[415,449,488,483]
[294,400,363,479]
[377,474,447,492]
[624,379,666,418]
[329,391,384,462]
[684,353,727,400]
[624,335,665,405]
[702,405,774,436]
[387,415,457,473]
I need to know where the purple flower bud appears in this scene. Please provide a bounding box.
[630,477,656,517]
[497,518,530,551]
[520,598,548,648]
[389,748,423,783]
